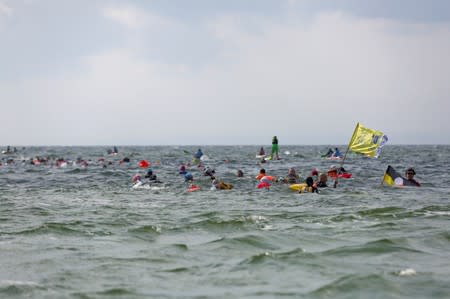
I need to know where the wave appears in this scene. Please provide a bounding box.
[357,206,407,218]
[128,225,162,234]
[0,280,44,297]
[322,238,423,257]
[238,247,310,264]
[309,274,398,298]
[92,288,135,296]
[7,221,112,237]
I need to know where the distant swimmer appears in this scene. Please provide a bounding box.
[332,147,342,158]
[405,168,420,187]
[300,177,319,193]
[132,174,143,187]
[107,146,118,155]
[322,148,334,158]
[119,157,130,164]
[2,146,13,155]
[211,178,233,190]
[203,167,215,178]
[316,173,328,188]
[145,168,162,184]
[311,168,319,181]
[194,148,203,159]
[236,169,244,177]
[184,172,194,182]
[270,136,280,160]
[259,147,265,156]
[179,164,187,175]
[282,168,301,184]
[255,168,267,180]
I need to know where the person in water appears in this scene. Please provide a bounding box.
[282,168,301,184]
[311,168,319,181]
[194,148,203,159]
[405,168,420,186]
[184,172,194,182]
[258,147,265,156]
[119,157,130,164]
[236,169,244,177]
[145,168,162,184]
[255,168,267,180]
[322,148,334,158]
[333,148,342,158]
[211,178,233,190]
[132,174,143,187]
[316,173,328,188]
[299,176,319,193]
[203,167,215,178]
[270,136,279,160]
[179,164,187,175]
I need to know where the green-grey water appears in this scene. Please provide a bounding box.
[1,145,449,298]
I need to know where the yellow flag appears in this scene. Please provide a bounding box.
[348,123,388,158]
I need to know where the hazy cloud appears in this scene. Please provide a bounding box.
[1,4,450,145]
[0,2,12,17]
[102,5,172,30]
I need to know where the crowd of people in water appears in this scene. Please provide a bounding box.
[1,141,420,192]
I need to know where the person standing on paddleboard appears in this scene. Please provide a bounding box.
[270,136,280,160]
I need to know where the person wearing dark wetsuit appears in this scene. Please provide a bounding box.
[145,169,162,183]
[299,177,319,193]
[322,148,334,158]
[316,173,328,188]
[405,168,420,187]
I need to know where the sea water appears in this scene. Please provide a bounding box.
[1,145,449,298]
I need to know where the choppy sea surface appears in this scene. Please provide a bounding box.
[1,145,449,299]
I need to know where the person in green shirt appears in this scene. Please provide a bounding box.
[270,136,279,160]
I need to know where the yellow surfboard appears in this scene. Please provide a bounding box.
[288,183,307,192]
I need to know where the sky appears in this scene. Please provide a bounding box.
[1,0,450,145]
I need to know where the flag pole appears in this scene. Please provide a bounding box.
[334,123,359,188]
[380,173,386,186]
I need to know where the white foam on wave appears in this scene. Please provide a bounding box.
[398,268,417,276]
[261,224,274,230]
[425,211,450,217]
[247,215,267,222]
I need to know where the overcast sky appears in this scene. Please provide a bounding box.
[1,0,449,145]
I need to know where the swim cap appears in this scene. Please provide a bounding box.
[184,172,193,181]
[132,174,141,182]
